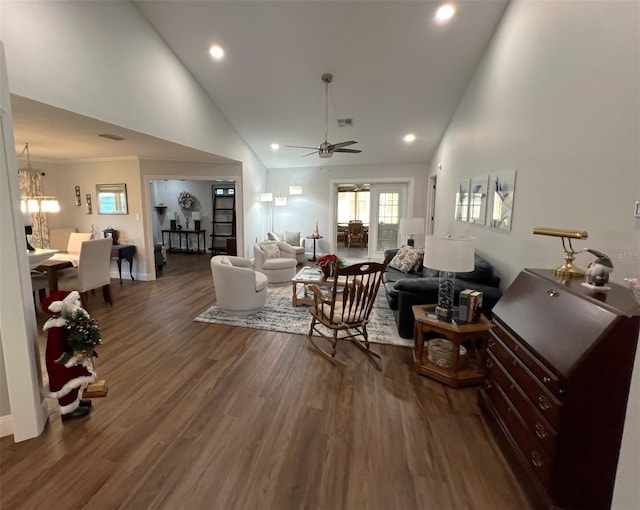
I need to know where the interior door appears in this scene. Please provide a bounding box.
[369,184,408,259]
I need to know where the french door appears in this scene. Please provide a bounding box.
[368,184,408,259]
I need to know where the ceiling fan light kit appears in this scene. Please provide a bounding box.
[286,73,362,159]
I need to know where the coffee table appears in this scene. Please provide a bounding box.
[291,266,325,306]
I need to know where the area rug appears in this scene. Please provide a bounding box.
[194,286,412,348]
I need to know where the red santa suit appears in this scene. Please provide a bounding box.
[42,291,96,416]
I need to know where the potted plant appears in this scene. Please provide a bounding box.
[317,253,344,278]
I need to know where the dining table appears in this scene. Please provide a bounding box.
[35,258,74,294]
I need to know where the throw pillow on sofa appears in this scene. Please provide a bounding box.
[389,245,422,273]
[262,244,281,259]
[267,231,281,242]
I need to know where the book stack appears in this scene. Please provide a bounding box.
[458,289,483,322]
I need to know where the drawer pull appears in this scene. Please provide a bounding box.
[488,338,495,348]
[547,289,559,297]
[538,395,552,411]
[530,451,544,468]
[543,376,551,384]
[486,359,494,369]
[535,423,549,440]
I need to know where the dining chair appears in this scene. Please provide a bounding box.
[306,258,389,368]
[57,237,114,306]
[67,232,93,254]
[346,221,366,248]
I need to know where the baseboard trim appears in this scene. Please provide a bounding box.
[0,414,14,438]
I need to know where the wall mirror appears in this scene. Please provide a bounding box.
[96,183,128,215]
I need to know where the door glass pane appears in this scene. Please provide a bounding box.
[376,192,400,252]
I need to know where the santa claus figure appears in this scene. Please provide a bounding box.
[42,291,99,422]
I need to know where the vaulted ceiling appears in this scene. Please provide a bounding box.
[11,1,509,168]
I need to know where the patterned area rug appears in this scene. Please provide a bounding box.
[194,285,412,348]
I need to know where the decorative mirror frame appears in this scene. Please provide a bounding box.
[96,183,128,215]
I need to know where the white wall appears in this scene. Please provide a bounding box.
[429,2,639,508]
[430,0,639,288]
[267,162,429,255]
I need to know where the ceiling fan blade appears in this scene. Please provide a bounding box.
[285,144,320,150]
[331,140,357,149]
[334,148,362,154]
[302,151,319,157]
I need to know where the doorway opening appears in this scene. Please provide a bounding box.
[330,178,413,262]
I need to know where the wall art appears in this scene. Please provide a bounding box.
[454,179,470,222]
[469,175,489,225]
[85,194,92,214]
[488,170,517,230]
[74,185,81,206]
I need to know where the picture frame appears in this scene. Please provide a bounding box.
[635,201,640,218]
[74,185,81,206]
[469,175,489,225]
[454,179,470,221]
[488,170,517,231]
[85,194,92,214]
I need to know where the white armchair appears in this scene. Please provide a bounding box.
[210,255,268,315]
[254,241,298,285]
[266,231,306,264]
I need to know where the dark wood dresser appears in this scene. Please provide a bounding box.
[479,268,640,510]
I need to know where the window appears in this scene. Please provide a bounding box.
[377,192,399,225]
[337,191,370,224]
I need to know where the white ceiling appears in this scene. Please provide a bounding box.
[11,1,509,169]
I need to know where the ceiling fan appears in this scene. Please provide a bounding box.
[286,73,362,159]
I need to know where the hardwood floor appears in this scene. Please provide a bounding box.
[1,253,534,510]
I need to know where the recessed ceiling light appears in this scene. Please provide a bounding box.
[270,143,280,151]
[404,133,416,143]
[209,45,224,60]
[435,4,456,24]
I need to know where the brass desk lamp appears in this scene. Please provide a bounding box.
[533,227,589,278]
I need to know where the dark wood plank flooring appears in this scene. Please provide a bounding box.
[0,253,534,510]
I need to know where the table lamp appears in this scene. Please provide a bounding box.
[399,217,425,247]
[424,234,475,321]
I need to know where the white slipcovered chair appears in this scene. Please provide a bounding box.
[57,237,114,306]
[66,232,93,254]
[210,255,268,315]
[266,231,306,264]
[254,241,298,286]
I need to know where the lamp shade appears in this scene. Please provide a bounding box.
[274,196,287,207]
[399,217,425,235]
[289,185,302,195]
[424,235,474,272]
[260,192,273,202]
[192,211,201,221]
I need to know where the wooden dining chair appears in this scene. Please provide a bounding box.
[306,258,390,368]
[347,221,366,248]
[57,238,114,306]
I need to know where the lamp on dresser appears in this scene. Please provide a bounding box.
[423,234,474,321]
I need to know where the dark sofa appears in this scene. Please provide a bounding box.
[382,248,503,338]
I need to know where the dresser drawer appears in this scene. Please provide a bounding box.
[484,378,553,491]
[486,352,559,458]
[488,333,563,429]
[490,319,564,398]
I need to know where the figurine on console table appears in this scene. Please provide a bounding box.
[582,248,613,291]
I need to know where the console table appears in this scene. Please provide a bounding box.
[111,244,136,282]
[161,229,206,254]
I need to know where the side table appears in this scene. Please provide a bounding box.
[306,235,323,261]
[412,304,489,388]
